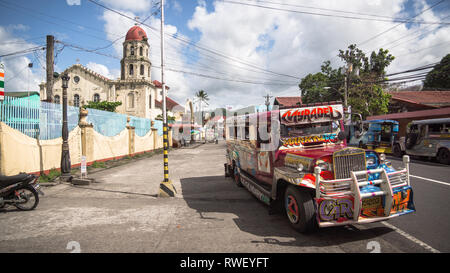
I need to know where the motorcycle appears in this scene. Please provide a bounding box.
[0,173,44,211]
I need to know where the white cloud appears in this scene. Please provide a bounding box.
[66,0,81,6]
[100,0,153,13]
[0,26,44,93]
[96,0,449,110]
[86,62,119,79]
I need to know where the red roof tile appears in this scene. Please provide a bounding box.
[152,80,170,90]
[367,107,450,120]
[274,97,302,108]
[389,91,450,107]
[155,97,183,112]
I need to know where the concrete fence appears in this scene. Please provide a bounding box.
[0,107,172,176]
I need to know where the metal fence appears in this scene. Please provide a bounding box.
[0,95,162,139]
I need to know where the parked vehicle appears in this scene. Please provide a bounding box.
[224,102,415,232]
[398,118,450,164]
[347,120,399,154]
[0,173,43,210]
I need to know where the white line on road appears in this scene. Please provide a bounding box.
[410,175,450,187]
[381,221,440,253]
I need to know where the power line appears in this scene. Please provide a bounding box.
[86,0,300,80]
[221,0,450,25]
[358,0,447,47]
[0,46,46,58]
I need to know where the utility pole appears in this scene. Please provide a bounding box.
[344,63,352,109]
[46,35,54,102]
[263,93,272,112]
[158,0,177,197]
[60,74,72,182]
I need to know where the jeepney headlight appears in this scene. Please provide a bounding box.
[296,163,304,172]
[379,153,386,162]
[316,160,331,171]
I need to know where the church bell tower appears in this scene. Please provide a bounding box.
[121,24,151,81]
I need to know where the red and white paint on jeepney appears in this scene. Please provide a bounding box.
[281,105,343,124]
[257,151,270,173]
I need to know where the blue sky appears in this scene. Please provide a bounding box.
[0,0,449,109]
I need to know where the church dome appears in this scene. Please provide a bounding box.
[125,25,147,41]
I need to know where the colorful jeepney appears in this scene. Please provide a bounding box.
[224,102,415,232]
[348,120,400,154]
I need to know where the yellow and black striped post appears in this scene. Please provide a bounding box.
[158,0,176,198]
[159,124,177,197]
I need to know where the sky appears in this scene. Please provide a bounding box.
[0,0,449,110]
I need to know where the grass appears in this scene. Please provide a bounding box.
[39,168,61,183]
[90,161,106,168]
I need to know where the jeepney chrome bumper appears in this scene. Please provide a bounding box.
[314,155,415,228]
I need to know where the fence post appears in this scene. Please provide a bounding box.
[151,120,158,151]
[79,108,94,163]
[126,117,135,156]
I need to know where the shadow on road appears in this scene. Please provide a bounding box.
[180,175,394,249]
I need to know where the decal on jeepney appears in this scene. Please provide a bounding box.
[316,197,354,222]
[284,153,314,170]
[257,152,271,173]
[281,133,338,147]
[280,105,343,124]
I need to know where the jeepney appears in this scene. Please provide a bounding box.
[348,120,399,154]
[399,118,450,165]
[224,102,415,232]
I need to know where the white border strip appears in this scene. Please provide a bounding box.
[381,221,440,253]
[410,175,450,187]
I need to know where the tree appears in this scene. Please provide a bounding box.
[423,54,450,90]
[299,44,394,119]
[83,101,122,112]
[195,90,209,126]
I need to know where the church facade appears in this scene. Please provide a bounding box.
[39,25,183,120]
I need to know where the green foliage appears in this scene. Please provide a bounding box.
[91,161,106,168]
[155,114,176,122]
[83,101,122,112]
[299,44,394,118]
[195,90,209,102]
[423,54,450,89]
[39,168,61,182]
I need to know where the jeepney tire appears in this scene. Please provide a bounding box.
[284,186,317,233]
[437,148,450,165]
[233,165,243,187]
[393,144,403,158]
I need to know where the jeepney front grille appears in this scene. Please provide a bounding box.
[333,148,367,179]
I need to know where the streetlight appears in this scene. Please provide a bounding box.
[60,73,72,182]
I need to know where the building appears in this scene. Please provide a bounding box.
[273,96,302,109]
[387,91,450,113]
[39,24,183,120]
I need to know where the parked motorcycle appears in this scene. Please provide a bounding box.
[0,173,43,211]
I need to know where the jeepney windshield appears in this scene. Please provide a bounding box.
[282,121,340,137]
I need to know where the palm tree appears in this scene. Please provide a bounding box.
[195,90,209,126]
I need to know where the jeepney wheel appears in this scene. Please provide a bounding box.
[437,148,450,165]
[284,185,317,233]
[233,165,243,187]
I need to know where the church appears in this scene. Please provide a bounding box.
[39,25,184,121]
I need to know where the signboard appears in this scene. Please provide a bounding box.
[0,63,4,101]
[280,104,343,125]
[81,156,87,177]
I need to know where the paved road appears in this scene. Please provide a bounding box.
[0,143,448,253]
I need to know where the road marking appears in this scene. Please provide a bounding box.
[381,221,440,253]
[410,175,450,187]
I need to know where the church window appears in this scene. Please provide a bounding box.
[130,46,134,56]
[128,93,134,108]
[146,49,148,57]
[148,67,151,77]
[139,47,143,56]
[54,95,60,104]
[140,64,144,75]
[129,64,134,75]
[74,94,80,107]
[149,94,152,109]
[93,93,100,103]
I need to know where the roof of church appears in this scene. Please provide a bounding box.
[125,25,148,41]
[155,97,184,112]
[152,80,170,90]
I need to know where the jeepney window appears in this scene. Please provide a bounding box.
[244,117,250,140]
[283,121,336,137]
[429,123,444,134]
[444,123,450,133]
